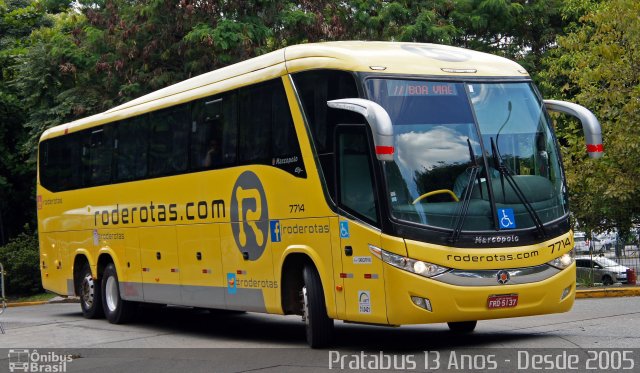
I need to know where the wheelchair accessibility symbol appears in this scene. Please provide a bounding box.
[498,208,516,229]
[340,221,350,238]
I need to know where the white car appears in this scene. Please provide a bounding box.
[574,232,590,253]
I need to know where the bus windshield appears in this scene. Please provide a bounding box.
[366,79,567,232]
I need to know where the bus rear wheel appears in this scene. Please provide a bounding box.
[78,263,104,319]
[302,264,334,348]
[447,321,477,333]
[102,263,137,324]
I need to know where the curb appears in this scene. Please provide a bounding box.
[5,301,49,307]
[4,296,79,308]
[576,287,640,298]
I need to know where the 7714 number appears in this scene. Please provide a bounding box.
[289,204,305,213]
[548,237,573,254]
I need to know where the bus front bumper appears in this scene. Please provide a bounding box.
[383,264,576,325]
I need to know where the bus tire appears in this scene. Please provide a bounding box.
[102,263,137,324]
[447,321,477,333]
[78,263,104,319]
[302,264,334,348]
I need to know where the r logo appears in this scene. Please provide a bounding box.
[230,171,268,260]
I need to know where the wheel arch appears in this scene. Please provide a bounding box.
[72,253,90,296]
[279,246,336,318]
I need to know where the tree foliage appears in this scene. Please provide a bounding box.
[0,225,41,295]
[541,0,640,235]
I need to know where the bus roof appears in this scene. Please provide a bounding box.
[40,41,528,140]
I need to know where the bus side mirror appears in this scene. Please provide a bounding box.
[544,100,604,159]
[327,98,394,161]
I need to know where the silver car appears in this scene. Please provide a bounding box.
[575,256,629,285]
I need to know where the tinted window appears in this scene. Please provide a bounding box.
[38,78,304,192]
[115,116,148,182]
[237,79,304,177]
[149,105,190,176]
[40,133,83,191]
[338,126,378,224]
[83,124,115,186]
[191,94,237,169]
[292,70,360,198]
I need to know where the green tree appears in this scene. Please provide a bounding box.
[0,225,41,296]
[541,0,640,237]
[0,0,61,244]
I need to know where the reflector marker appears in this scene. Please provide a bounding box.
[375,146,394,155]
[170,268,179,273]
[202,269,212,274]
[364,273,379,279]
[142,268,150,272]
[586,144,604,153]
[339,273,354,279]
[237,270,247,275]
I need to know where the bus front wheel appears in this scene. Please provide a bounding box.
[78,263,104,319]
[101,263,137,324]
[447,321,477,333]
[302,264,334,348]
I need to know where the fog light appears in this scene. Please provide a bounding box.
[560,285,572,300]
[411,296,432,312]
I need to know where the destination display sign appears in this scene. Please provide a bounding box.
[387,80,458,97]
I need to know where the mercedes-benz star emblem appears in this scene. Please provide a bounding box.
[497,270,511,285]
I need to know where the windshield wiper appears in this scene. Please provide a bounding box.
[449,139,480,244]
[490,138,546,238]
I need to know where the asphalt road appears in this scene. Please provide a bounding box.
[0,298,639,372]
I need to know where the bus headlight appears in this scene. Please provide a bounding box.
[369,245,449,278]
[547,249,575,269]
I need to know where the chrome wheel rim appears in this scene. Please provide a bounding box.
[81,274,95,309]
[105,275,118,312]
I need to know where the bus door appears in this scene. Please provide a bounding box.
[336,125,387,324]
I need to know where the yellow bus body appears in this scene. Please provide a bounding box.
[37,42,576,336]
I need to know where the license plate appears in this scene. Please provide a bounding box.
[487,294,518,309]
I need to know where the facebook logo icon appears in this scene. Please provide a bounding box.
[270,220,281,242]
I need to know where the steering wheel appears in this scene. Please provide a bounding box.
[412,189,459,204]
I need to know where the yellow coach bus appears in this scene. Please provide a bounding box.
[37,41,603,347]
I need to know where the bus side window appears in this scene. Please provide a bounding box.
[291,70,360,200]
[238,84,272,164]
[337,126,378,224]
[115,116,148,181]
[236,79,303,176]
[83,124,115,186]
[40,133,83,191]
[149,104,190,176]
[191,94,237,170]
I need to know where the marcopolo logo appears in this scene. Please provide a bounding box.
[230,171,268,261]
